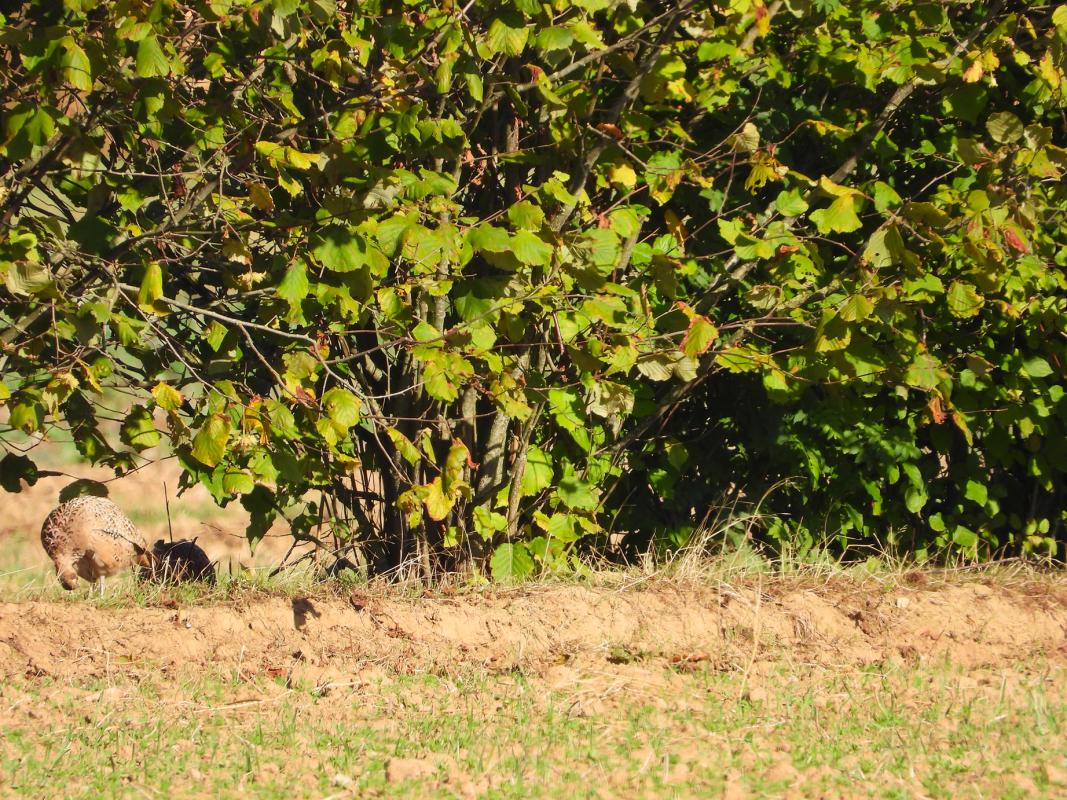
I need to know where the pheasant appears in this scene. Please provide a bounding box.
[40,496,152,592]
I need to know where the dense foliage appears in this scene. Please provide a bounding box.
[1,1,1065,576]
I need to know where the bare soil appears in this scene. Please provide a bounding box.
[3,578,1065,686]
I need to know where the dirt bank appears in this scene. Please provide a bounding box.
[3,578,1065,685]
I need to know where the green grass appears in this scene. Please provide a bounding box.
[2,660,1064,799]
[0,559,343,607]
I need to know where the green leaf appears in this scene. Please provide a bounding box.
[951,525,978,549]
[557,465,599,511]
[59,479,108,503]
[120,405,161,451]
[986,111,1023,144]
[8,401,40,432]
[192,415,231,467]
[473,505,507,539]
[1021,356,1053,379]
[490,542,535,581]
[810,195,862,234]
[579,229,620,270]
[223,468,255,495]
[946,281,983,318]
[536,26,574,52]
[463,70,484,101]
[312,227,367,272]
[4,261,53,296]
[322,387,361,429]
[511,230,553,266]
[277,262,310,305]
[838,294,874,322]
[535,512,581,543]
[421,355,472,402]
[871,181,901,212]
[272,0,300,17]
[507,201,544,231]
[136,35,172,78]
[24,108,55,146]
[904,353,942,391]
[266,400,298,439]
[0,453,38,493]
[61,38,93,91]
[775,189,809,217]
[486,16,529,56]
[521,446,554,496]
[904,486,927,513]
[468,224,511,254]
[964,479,988,507]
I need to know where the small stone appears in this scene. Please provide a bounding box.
[1044,763,1067,786]
[332,773,354,788]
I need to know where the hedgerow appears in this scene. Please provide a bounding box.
[1,1,1064,575]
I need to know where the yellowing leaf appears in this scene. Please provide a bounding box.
[191,415,231,467]
[608,163,637,189]
[817,175,858,198]
[387,428,422,465]
[247,182,275,212]
[486,17,529,56]
[810,195,862,234]
[442,440,469,495]
[422,477,454,521]
[962,60,983,83]
[138,261,167,315]
[664,209,686,247]
[151,382,183,411]
[730,122,760,153]
[222,238,252,265]
[946,281,983,318]
[284,147,320,170]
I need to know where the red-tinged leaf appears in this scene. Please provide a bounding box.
[928,396,946,424]
[674,300,695,319]
[1002,227,1029,254]
[596,123,624,141]
[682,315,718,358]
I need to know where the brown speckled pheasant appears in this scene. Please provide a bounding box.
[40,496,152,592]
